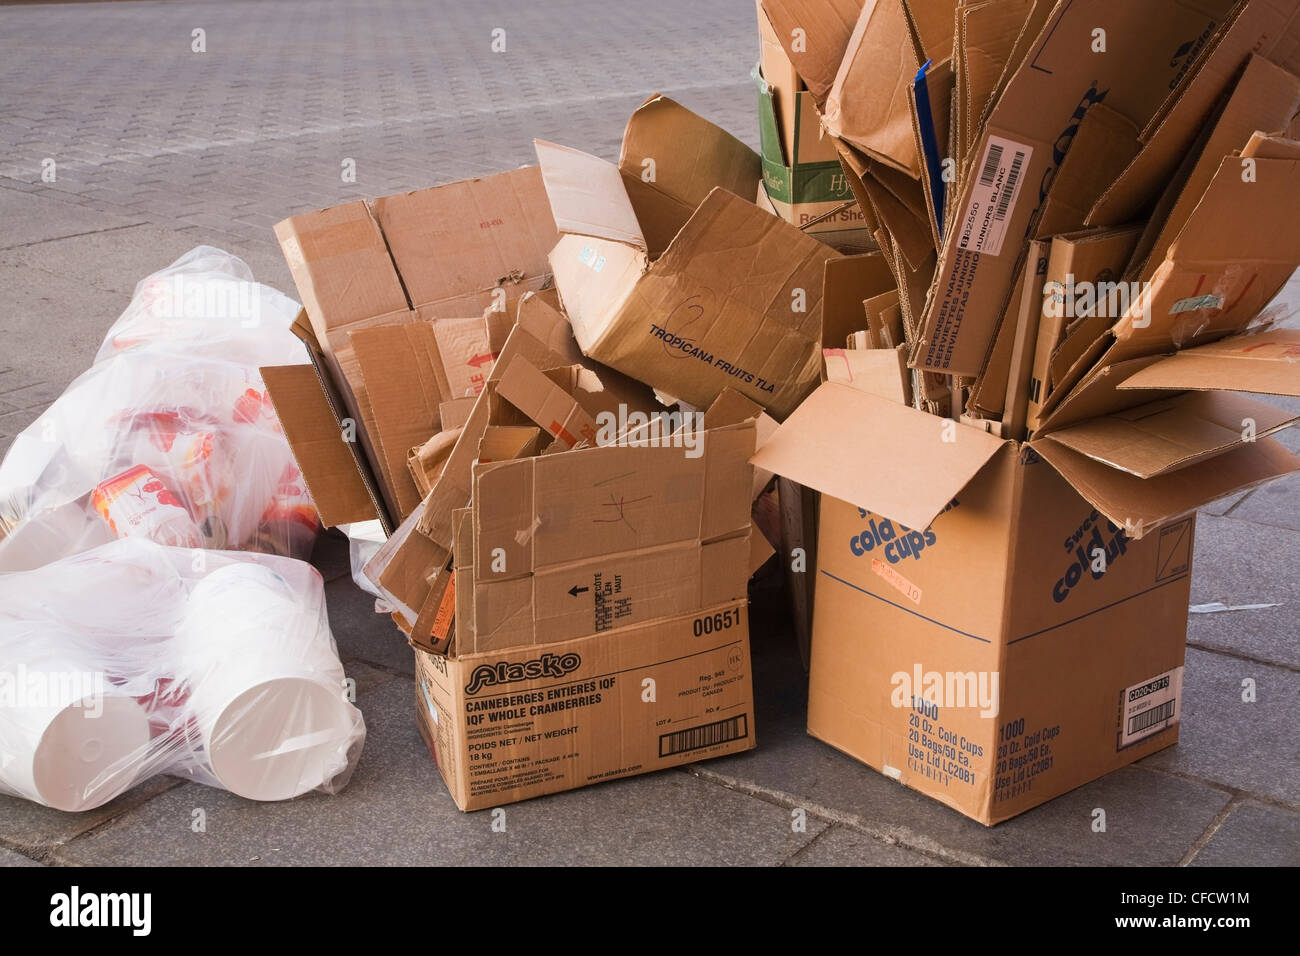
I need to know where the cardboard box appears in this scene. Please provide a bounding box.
[756,0,872,251]
[534,95,841,420]
[414,600,755,811]
[454,357,756,655]
[752,380,1300,823]
[271,166,559,523]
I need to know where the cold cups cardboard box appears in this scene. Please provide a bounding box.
[415,601,755,811]
[753,383,1300,824]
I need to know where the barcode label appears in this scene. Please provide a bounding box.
[659,714,749,757]
[980,143,1004,186]
[1119,666,1183,748]
[995,151,1025,220]
[956,135,1034,258]
[1129,700,1175,735]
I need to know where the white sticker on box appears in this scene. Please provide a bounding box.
[1119,666,1183,748]
[957,135,1033,258]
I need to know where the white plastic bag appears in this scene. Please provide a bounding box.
[0,248,316,570]
[0,539,364,811]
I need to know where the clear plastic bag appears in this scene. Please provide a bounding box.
[0,538,364,811]
[0,248,317,571]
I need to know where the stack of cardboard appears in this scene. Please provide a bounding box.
[263,96,821,810]
[751,0,1300,823]
[262,1,1300,823]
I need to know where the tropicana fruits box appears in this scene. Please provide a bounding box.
[414,600,754,811]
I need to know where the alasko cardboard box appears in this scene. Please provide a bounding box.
[414,600,755,812]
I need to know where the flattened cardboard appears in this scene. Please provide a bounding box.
[1033,435,1300,536]
[534,140,646,249]
[821,252,897,348]
[1089,0,1300,227]
[416,292,585,552]
[1129,53,1300,282]
[751,382,1008,530]
[351,320,443,518]
[914,0,1239,376]
[825,0,954,177]
[409,428,461,498]
[433,317,494,402]
[1024,224,1144,433]
[466,418,755,652]
[1110,155,1300,360]
[370,166,559,315]
[260,362,378,528]
[1117,328,1300,396]
[1042,390,1300,478]
[760,0,865,106]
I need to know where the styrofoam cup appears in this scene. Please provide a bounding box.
[173,562,355,800]
[0,662,150,812]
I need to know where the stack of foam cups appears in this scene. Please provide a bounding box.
[0,644,150,812]
[172,562,356,801]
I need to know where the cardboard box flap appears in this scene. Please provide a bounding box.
[369,166,559,312]
[618,95,762,258]
[750,382,1008,529]
[1039,390,1300,479]
[534,140,646,250]
[1110,155,1300,355]
[1033,435,1300,538]
[1117,328,1300,396]
[761,0,866,106]
[351,321,445,518]
[260,362,382,529]
[273,202,409,333]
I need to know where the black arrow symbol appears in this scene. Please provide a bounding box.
[568,585,589,597]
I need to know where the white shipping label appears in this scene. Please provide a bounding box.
[957,135,1033,258]
[1119,666,1183,748]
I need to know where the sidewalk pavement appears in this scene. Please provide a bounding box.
[1,0,1297,866]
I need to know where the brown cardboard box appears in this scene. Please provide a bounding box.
[756,1,872,251]
[752,380,1300,823]
[535,95,841,420]
[272,166,559,523]
[915,0,1240,377]
[414,600,755,811]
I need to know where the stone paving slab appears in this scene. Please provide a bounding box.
[54,675,826,867]
[786,825,947,867]
[0,776,182,861]
[0,846,43,868]
[1189,800,1300,867]
[1187,514,1300,669]
[0,189,143,251]
[1144,647,1300,807]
